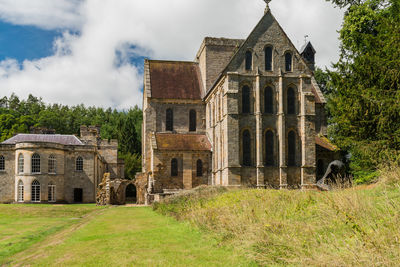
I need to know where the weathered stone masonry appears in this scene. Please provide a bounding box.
[0,126,124,203]
[137,7,338,203]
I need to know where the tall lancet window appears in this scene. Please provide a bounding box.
[245,50,252,70]
[171,158,178,177]
[265,46,273,71]
[242,86,250,114]
[288,131,296,166]
[196,159,203,177]
[287,87,296,115]
[264,87,273,114]
[166,108,173,131]
[285,52,293,72]
[242,130,251,166]
[265,130,274,166]
[189,110,196,132]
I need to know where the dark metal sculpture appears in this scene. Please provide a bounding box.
[316,160,347,191]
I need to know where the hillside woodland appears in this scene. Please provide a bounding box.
[0,94,142,179]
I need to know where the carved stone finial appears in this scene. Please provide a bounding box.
[264,0,272,13]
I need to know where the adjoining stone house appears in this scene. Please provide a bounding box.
[0,126,124,203]
[137,4,338,202]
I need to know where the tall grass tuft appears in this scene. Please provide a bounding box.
[154,170,400,266]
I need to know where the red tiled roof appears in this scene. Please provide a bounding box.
[155,133,211,151]
[149,60,203,100]
[316,136,338,151]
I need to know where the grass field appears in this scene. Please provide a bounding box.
[0,204,254,266]
[0,204,105,265]
[154,169,400,266]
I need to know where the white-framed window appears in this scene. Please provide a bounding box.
[76,156,83,171]
[48,155,56,174]
[48,182,56,202]
[31,153,41,174]
[31,180,40,202]
[18,180,24,202]
[0,155,5,171]
[18,154,24,173]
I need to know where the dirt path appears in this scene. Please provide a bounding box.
[10,207,111,266]
[7,206,254,267]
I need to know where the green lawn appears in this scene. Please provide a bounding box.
[0,204,104,265]
[1,205,254,266]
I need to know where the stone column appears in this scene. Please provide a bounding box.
[226,73,241,186]
[300,76,316,189]
[183,153,192,190]
[255,73,265,188]
[278,70,287,188]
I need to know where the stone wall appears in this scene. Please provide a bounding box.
[64,148,97,203]
[151,150,211,193]
[0,145,15,203]
[204,11,317,188]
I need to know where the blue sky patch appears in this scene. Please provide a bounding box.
[0,21,62,62]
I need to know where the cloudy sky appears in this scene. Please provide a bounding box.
[0,0,344,109]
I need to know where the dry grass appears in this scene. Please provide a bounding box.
[154,169,400,266]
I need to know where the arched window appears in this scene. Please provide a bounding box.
[171,158,178,177]
[265,46,273,71]
[18,180,24,202]
[317,159,325,177]
[196,159,203,177]
[18,154,24,173]
[287,87,296,115]
[245,50,252,70]
[48,155,56,174]
[242,130,251,166]
[264,87,273,114]
[166,108,173,131]
[0,155,4,171]
[242,86,250,114]
[31,180,40,202]
[76,156,83,171]
[31,153,40,174]
[48,182,56,202]
[189,109,196,132]
[288,131,296,166]
[265,130,274,166]
[285,52,293,72]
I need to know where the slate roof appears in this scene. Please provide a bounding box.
[155,133,211,151]
[149,60,203,100]
[1,134,84,146]
[300,41,316,55]
[315,136,338,151]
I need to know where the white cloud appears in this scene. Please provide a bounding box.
[0,0,83,30]
[0,0,344,109]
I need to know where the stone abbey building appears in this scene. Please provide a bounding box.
[138,5,337,200]
[0,126,124,203]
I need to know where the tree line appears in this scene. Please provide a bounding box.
[0,94,142,179]
[319,0,400,183]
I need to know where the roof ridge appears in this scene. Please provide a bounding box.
[148,59,197,64]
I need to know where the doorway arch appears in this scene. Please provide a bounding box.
[125,183,137,204]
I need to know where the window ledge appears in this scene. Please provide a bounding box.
[31,173,42,175]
